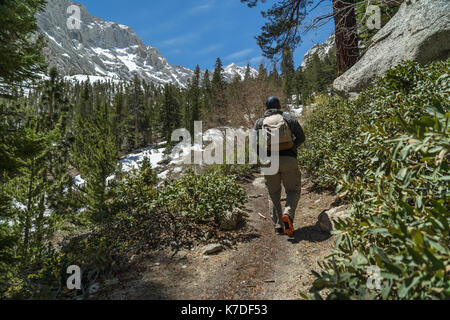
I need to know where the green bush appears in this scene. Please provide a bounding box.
[299,60,449,299]
[2,160,248,299]
[158,168,247,224]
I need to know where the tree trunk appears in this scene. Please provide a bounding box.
[333,0,359,74]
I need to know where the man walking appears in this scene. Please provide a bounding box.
[254,96,305,237]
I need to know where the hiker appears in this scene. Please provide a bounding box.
[254,96,305,237]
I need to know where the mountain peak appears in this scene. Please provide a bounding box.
[36,0,258,86]
[300,34,335,69]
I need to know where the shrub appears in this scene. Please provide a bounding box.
[299,60,449,299]
[158,168,247,224]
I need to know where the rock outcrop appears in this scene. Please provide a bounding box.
[333,0,450,97]
[301,34,335,69]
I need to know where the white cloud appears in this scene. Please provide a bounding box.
[188,1,215,15]
[159,32,199,47]
[224,48,254,61]
[198,43,223,55]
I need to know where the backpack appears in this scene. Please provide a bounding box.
[262,113,294,151]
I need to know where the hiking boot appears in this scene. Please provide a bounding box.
[275,227,284,235]
[282,215,295,237]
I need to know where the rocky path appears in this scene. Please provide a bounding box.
[102,174,340,300]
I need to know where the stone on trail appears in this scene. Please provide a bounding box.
[318,205,350,233]
[202,243,224,255]
[252,177,266,189]
[219,208,245,231]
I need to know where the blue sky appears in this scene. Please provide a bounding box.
[76,0,335,71]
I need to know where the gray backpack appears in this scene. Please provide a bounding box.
[262,113,294,151]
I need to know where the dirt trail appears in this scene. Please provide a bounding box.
[102,174,338,300]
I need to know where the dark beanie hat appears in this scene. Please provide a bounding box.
[266,96,281,109]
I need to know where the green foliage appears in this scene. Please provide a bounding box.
[297,47,337,99]
[158,169,247,224]
[72,102,118,222]
[299,60,449,299]
[27,167,247,299]
[158,84,181,142]
[0,0,47,96]
[281,48,295,103]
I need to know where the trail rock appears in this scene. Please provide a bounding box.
[202,244,223,255]
[252,177,266,189]
[219,208,245,231]
[317,205,350,233]
[333,0,450,97]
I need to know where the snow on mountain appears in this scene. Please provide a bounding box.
[36,0,257,87]
[223,63,258,82]
[300,34,335,69]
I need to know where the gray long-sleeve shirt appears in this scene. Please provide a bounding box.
[253,109,306,158]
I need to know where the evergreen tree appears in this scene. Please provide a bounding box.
[201,70,212,112]
[41,67,70,130]
[281,48,295,104]
[5,108,58,270]
[211,58,228,126]
[142,81,158,146]
[0,0,47,97]
[128,75,145,149]
[241,0,359,73]
[185,65,202,136]
[268,63,281,87]
[158,84,181,142]
[257,63,268,81]
[112,91,128,151]
[244,63,252,81]
[73,102,118,222]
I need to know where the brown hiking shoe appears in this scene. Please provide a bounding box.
[282,215,295,237]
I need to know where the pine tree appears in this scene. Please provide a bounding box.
[257,63,268,81]
[4,107,57,269]
[0,100,24,289]
[211,58,228,126]
[41,67,71,131]
[73,102,118,222]
[201,69,212,113]
[185,65,202,136]
[305,53,323,95]
[281,48,295,104]
[0,0,47,97]
[158,84,181,142]
[268,63,281,87]
[142,81,158,146]
[128,75,145,149]
[241,0,359,74]
[112,91,128,151]
[244,63,252,81]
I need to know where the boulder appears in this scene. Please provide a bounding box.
[333,0,450,97]
[202,243,223,255]
[317,205,350,233]
[219,208,245,231]
[252,177,266,189]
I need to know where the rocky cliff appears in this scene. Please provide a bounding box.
[333,0,450,97]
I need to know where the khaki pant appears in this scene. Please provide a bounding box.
[264,156,301,229]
